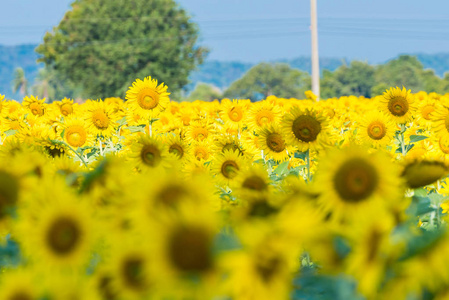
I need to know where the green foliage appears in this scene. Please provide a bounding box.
[322,55,449,98]
[36,0,208,99]
[223,63,311,101]
[321,61,375,98]
[185,82,222,102]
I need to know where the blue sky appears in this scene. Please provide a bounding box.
[1,0,449,63]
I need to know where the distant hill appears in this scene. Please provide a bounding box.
[1,44,449,99]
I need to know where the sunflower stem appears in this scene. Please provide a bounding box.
[65,143,88,168]
[99,139,104,156]
[306,148,311,182]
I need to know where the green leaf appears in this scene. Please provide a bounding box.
[125,125,146,133]
[414,188,428,197]
[272,161,290,176]
[116,117,127,126]
[3,130,17,137]
[410,135,429,143]
[294,151,307,160]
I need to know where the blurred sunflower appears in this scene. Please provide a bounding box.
[315,146,403,222]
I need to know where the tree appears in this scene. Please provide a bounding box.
[186,82,222,102]
[223,63,310,101]
[36,0,208,99]
[320,61,375,98]
[12,67,28,97]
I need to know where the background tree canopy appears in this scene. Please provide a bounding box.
[36,0,208,99]
[223,63,311,101]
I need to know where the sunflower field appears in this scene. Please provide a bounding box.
[1,77,449,300]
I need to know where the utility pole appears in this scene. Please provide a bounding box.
[310,0,320,99]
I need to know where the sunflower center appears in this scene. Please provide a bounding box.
[140,144,161,167]
[192,128,208,141]
[256,110,274,126]
[266,133,285,153]
[98,274,116,300]
[138,89,160,110]
[194,147,209,161]
[60,103,73,116]
[248,199,278,218]
[66,125,87,148]
[121,257,145,289]
[168,226,213,273]
[256,256,282,283]
[228,107,243,122]
[292,115,322,142]
[221,160,239,179]
[367,229,382,262]
[402,161,449,189]
[367,121,386,140]
[169,144,184,158]
[0,171,19,219]
[421,105,434,120]
[29,102,44,116]
[242,175,267,191]
[92,110,110,130]
[9,292,33,300]
[156,184,187,207]
[388,96,409,117]
[9,120,20,130]
[46,217,81,255]
[333,158,379,202]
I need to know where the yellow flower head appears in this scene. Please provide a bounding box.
[380,86,417,124]
[125,76,170,118]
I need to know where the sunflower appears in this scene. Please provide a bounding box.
[245,100,282,132]
[221,226,296,300]
[59,116,94,149]
[415,96,436,128]
[220,99,249,131]
[84,99,119,138]
[0,268,42,300]
[128,135,168,171]
[281,106,331,152]
[22,95,46,117]
[431,102,449,141]
[344,210,398,298]
[232,164,273,199]
[185,120,213,143]
[125,76,170,119]
[380,86,417,124]
[150,202,219,297]
[107,239,155,300]
[258,123,292,162]
[1,100,23,119]
[211,149,246,186]
[357,111,396,149]
[164,132,190,161]
[213,135,246,156]
[191,141,213,162]
[401,158,449,189]
[314,146,404,222]
[17,179,95,269]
